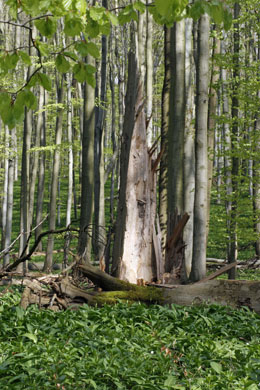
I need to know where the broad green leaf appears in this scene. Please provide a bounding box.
[107,11,119,26]
[18,50,32,65]
[63,51,78,61]
[37,73,52,91]
[18,89,37,110]
[55,54,70,73]
[133,1,146,13]
[86,43,100,59]
[89,7,105,21]
[75,41,89,57]
[85,19,100,38]
[100,22,111,36]
[34,16,57,38]
[210,361,222,374]
[154,0,172,17]
[64,15,83,37]
[23,333,38,343]
[4,53,19,70]
[73,62,87,83]
[35,41,50,57]
[164,375,176,386]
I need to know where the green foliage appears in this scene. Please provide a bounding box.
[0,291,259,389]
[34,16,57,38]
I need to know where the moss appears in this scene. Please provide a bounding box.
[92,286,164,306]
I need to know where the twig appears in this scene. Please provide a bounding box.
[2,226,79,274]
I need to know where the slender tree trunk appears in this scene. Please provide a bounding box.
[190,14,210,282]
[183,18,195,278]
[94,3,107,263]
[146,0,153,147]
[64,73,74,267]
[159,27,171,257]
[253,31,260,258]
[3,127,14,266]
[228,3,240,279]
[168,20,185,215]
[44,76,64,272]
[28,86,45,229]
[207,33,220,240]
[78,54,96,262]
[35,90,46,251]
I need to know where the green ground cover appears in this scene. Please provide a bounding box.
[0,287,259,390]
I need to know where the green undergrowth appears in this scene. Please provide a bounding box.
[0,287,260,390]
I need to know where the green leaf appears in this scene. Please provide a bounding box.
[133,1,146,13]
[85,19,100,38]
[35,41,50,57]
[210,361,222,374]
[100,22,110,36]
[64,15,83,37]
[89,7,105,21]
[37,73,52,91]
[75,41,89,57]
[73,62,96,87]
[34,16,57,37]
[63,51,78,61]
[164,375,176,387]
[86,42,100,58]
[107,11,119,26]
[18,50,32,65]
[23,333,38,343]
[154,0,172,17]
[19,89,37,110]
[55,54,70,73]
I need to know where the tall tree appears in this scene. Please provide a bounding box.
[190,13,210,282]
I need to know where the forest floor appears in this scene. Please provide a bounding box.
[0,285,259,390]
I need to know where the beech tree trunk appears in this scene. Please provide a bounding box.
[190,14,210,282]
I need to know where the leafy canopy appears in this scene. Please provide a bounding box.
[0,0,231,128]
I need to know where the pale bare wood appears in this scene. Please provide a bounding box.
[196,262,237,284]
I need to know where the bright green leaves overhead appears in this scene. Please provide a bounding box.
[152,0,188,25]
[34,16,57,38]
[0,89,37,129]
[64,15,84,37]
[55,54,71,73]
[187,0,232,31]
[73,62,96,87]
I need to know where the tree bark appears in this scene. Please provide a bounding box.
[112,51,157,283]
[190,14,210,282]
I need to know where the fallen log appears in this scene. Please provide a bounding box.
[78,262,260,314]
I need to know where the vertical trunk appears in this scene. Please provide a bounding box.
[44,76,64,272]
[28,86,45,229]
[253,31,260,258]
[183,18,195,278]
[207,34,221,240]
[168,20,185,215]
[228,3,240,279]
[35,90,46,250]
[190,14,210,282]
[112,52,157,283]
[64,73,74,267]
[1,126,9,251]
[159,27,171,257]
[146,0,153,147]
[78,54,96,262]
[94,2,107,263]
[3,127,15,266]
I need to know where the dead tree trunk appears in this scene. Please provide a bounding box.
[112,51,157,284]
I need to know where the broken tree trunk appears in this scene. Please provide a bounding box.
[111,51,157,284]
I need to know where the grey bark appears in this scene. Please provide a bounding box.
[44,76,64,272]
[190,14,210,282]
[78,54,96,262]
